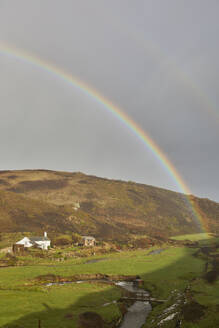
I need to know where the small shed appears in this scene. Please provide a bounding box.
[82,236,96,247]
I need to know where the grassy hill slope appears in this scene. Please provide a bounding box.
[0,169,218,239]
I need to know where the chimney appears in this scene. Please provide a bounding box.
[44,232,47,238]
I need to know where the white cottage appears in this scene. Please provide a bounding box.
[16,232,51,250]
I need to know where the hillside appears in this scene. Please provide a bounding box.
[0,169,218,239]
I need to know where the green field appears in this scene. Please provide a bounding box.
[171,233,211,240]
[171,233,216,241]
[0,241,219,327]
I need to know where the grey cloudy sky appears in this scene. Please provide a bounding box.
[0,0,218,201]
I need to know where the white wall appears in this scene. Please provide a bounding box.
[35,240,51,250]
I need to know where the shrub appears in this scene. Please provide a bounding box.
[72,233,82,244]
[53,235,72,246]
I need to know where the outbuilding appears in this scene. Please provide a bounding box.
[82,236,96,247]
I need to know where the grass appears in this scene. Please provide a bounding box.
[171,233,212,241]
[0,283,121,327]
[0,247,202,287]
[1,240,219,327]
[171,233,219,243]
[0,246,206,327]
[191,278,219,306]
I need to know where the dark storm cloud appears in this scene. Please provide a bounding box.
[0,0,218,200]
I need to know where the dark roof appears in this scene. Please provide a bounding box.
[29,237,50,242]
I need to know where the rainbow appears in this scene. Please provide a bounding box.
[0,43,206,232]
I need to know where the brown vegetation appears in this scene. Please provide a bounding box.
[8,179,68,193]
[0,169,218,241]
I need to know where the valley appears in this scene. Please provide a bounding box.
[0,234,219,327]
[0,170,219,327]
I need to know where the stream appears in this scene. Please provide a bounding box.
[116,281,152,328]
[46,279,152,328]
[147,248,166,256]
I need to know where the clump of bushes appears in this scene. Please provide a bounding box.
[53,234,72,246]
[182,301,206,322]
[132,238,148,248]
[204,258,219,283]
[5,252,18,266]
[72,233,83,244]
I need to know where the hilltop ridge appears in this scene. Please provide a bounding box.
[0,169,218,239]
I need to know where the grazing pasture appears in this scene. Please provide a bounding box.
[0,245,209,327]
